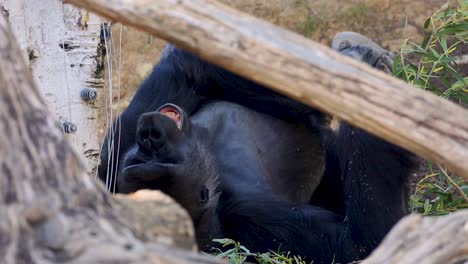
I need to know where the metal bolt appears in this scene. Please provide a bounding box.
[80,88,98,101]
[62,121,77,134]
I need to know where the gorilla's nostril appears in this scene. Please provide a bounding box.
[150,130,161,140]
[140,129,162,141]
[140,130,151,140]
[138,128,164,153]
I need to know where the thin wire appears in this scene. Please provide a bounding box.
[107,22,120,194]
[61,5,72,125]
[103,21,115,191]
[112,23,124,194]
[96,22,110,180]
[61,4,79,149]
[106,21,122,194]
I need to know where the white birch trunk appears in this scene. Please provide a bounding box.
[1,0,102,174]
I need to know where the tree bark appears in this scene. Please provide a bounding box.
[2,0,102,175]
[0,11,218,264]
[64,0,468,179]
[362,211,468,264]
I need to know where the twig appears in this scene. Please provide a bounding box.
[438,165,468,203]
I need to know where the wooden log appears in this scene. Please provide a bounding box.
[64,0,468,179]
[0,11,218,264]
[114,190,197,251]
[362,211,468,264]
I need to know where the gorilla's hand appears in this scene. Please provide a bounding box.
[332,31,396,74]
[375,51,396,74]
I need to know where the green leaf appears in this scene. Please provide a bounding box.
[213,238,236,247]
[421,35,431,49]
[424,17,431,29]
[429,47,440,58]
[443,3,451,18]
[461,0,468,8]
[424,199,432,213]
[438,23,468,35]
[239,245,250,253]
[447,64,464,83]
[215,248,236,258]
[462,185,468,195]
[449,77,468,91]
[438,56,457,63]
[439,35,448,52]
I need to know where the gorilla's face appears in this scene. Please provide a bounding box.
[119,104,219,220]
[119,103,196,191]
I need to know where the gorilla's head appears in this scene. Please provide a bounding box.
[118,103,220,222]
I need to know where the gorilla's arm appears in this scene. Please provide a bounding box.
[309,35,396,214]
[216,123,416,264]
[215,35,416,263]
[334,123,416,262]
[216,186,344,262]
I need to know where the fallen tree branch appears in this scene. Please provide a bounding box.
[362,211,468,264]
[65,0,468,179]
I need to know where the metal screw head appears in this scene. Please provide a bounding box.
[80,88,98,101]
[62,121,77,134]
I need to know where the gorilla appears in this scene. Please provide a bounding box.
[98,32,416,263]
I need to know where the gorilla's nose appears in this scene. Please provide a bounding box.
[138,127,162,150]
[136,113,170,153]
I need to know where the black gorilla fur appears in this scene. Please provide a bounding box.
[98,40,416,263]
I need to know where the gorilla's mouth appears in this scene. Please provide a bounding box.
[123,152,177,172]
[158,104,183,129]
[122,158,176,182]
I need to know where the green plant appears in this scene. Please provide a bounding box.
[393,0,468,104]
[392,0,468,215]
[211,238,306,264]
[410,163,468,215]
